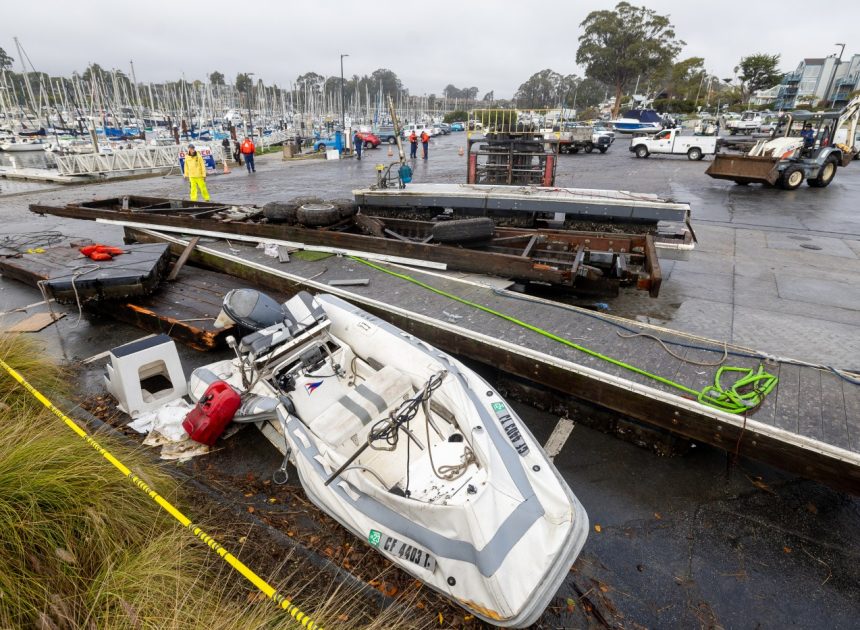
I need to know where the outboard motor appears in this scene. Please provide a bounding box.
[214,288,286,331]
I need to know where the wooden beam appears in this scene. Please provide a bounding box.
[167,236,200,281]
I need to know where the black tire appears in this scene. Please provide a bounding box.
[431,218,495,243]
[329,198,357,218]
[687,147,702,161]
[635,145,649,158]
[598,147,608,154]
[778,165,805,190]
[584,143,594,154]
[808,156,838,188]
[571,147,580,154]
[297,202,340,227]
[262,201,298,224]
[387,137,397,144]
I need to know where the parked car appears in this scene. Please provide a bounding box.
[375,126,399,144]
[401,125,433,139]
[439,123,451,135]
[450,121,465,131]
[355,132,380,148]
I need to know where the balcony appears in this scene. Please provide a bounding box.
[835,73,858,88]
[782,71,802,83]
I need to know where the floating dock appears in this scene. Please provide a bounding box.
[122,227,860,496]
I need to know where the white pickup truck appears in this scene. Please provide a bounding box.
[630,128,717,160]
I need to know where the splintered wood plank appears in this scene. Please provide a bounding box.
[773,363,800,434]
[819,370,850,451]
[3,312,65,332]
[842,379,860,454]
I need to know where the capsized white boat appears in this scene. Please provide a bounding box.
[193,290,589,627]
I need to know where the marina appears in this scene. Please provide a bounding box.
[2,8,860,629]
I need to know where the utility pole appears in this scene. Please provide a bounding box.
[821,43,846,107]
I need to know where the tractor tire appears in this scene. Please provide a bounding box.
[584,142,594,154]
[262,201,298,224]
[635,145,649,158]
[807,156,838,188]
[778,165,805,190]
[297,203,340,227]
[687,147,702,161]
[330,198,357,218]
[431,218,495,243]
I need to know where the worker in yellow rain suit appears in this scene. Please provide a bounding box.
[183,144,210,201]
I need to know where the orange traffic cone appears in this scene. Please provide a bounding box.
[222,158,231,174]
[387,145,393,157]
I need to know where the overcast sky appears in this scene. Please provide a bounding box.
[3,1,858,98]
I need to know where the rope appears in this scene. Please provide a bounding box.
[350,257,778,415]
[0,358,324,630]
[615,331,728,366]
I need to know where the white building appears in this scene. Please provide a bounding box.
[776,53,860,109]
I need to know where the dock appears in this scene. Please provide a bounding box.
[125,226,860,495]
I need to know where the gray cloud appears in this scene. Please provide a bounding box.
[3,0,858,98]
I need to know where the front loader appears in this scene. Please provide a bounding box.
[706,95,860,190]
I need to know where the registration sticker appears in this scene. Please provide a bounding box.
[491,402,530,456]
[368,529,436,572]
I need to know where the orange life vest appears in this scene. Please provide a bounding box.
[420,131,429,142]
[409,132,417,143]
[241,140,255,154]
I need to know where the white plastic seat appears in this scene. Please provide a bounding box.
[308,366,412,447]
[104,334,187,418]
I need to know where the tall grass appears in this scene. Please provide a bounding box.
[0,334,430,629]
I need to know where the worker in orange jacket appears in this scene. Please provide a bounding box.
[408,130,418,159]
[420,130,430,159]
[183,144,210,201]
[240,136,256,173]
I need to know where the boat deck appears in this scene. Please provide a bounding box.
[128,227,860,494]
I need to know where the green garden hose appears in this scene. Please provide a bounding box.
[352,257,778,415]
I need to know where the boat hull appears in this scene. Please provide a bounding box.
[275,293,589,627]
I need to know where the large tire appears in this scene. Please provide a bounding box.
[598,146,608,154]
[687,147,702,161]
[431,218,495,243]
[262,201,299,224]
[635,145,649,158]
[584,142,594,154]
[778,165,805,190]
[329,198,357,218]
[297,202,340,227]
[808,156,838,188]
[571,147,580,154]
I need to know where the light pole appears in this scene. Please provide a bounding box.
[822,43,846,107]
[340,53,349,134]
[246,72,255,139]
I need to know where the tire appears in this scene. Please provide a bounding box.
[571,147,580,154]
[431,218,495,243]
[297,203,340,227]
[808,156,838,188]
[330,198,357,218]
[387,137,397,144]
[598,147,608,154]
[262,201,298,224]
[584,143,594,154]
[778,165,805,190]
[635,145,649,158]
[687,147,702,161]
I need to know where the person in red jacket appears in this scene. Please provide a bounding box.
[420,130,430,159]
[408,130,418,159]
[240,136,256,173]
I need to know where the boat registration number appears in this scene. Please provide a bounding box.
[491,402,530,456]
[369,529,436,573]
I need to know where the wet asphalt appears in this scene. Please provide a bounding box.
[1,134,859,628]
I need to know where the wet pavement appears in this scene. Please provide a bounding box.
[2,134,860,628]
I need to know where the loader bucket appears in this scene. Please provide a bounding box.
[705,154,780,185]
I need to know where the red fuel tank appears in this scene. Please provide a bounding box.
[183,381,241,446]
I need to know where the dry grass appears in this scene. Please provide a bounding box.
[0,333,432,630]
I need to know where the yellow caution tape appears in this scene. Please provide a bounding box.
[0,358,323,630]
